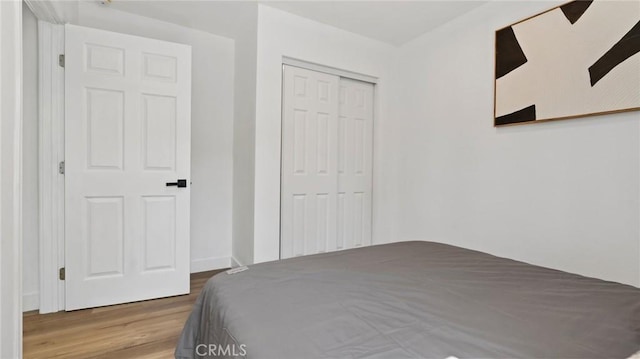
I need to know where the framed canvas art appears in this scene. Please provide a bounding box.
[494,0,640,126]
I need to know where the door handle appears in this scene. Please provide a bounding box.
[166,179,187,188]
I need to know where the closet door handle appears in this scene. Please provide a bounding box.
[166,179,187,188]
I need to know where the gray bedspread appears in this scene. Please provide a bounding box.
[176,241,640,359]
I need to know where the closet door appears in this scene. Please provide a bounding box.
[280,66,374,259]
[281,66,340,258]
[337,79,374,249]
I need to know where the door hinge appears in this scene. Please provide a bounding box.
[58,54,65,68]
[58,161,65,174]
[59,267,65,281]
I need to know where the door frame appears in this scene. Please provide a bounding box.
[0,0,24,356]
[37,21,196,312]
[24,0,68,314]
[37,21,65,314]
[26,0,67,315]
[282,57,378,85]
[279,57,378,259]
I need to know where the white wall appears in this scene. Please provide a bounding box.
[231,4,258,267]
[394,1,640,286]
[73,2,235,272]
[22,3,39,312]
[251,5,399,264]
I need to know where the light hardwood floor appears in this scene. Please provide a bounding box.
[23,270,224,359]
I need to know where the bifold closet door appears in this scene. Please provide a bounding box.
[281,65,374,259]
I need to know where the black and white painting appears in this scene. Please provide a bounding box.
[494,0,640,126]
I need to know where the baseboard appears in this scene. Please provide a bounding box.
[23,292,39,312]
[190,256,231,273]
[230,256,243,268]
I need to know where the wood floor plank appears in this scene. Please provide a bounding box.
[23,270,224,359]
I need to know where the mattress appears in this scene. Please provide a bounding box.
[176,241,640,358]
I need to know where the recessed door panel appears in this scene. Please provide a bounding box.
[142,94,176,170]
[292,194,307,257]
[143,53,177,83]
[354,118,365,175]
[293,110,307,174]
[142,196,176,271]
[316,194,330,252]
[317,113,330,175]
[337,192,346,250]
[86,88,124,170]
[85,44,124,75]
[85,197,124,278]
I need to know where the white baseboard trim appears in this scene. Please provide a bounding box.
[190,256,231,273]
[230,256,243,268]
[23,292,39,312]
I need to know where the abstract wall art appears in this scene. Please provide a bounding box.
[494,0,640,126]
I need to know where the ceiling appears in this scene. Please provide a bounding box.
[108,0,489,46]
[108,1,259,40]
[262,1,488,46]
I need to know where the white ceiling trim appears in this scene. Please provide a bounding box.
[24,0,64,23]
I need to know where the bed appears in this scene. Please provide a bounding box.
[176,241,640,358]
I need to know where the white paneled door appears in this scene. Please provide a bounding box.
[280,65,374,259]
[64,24,192,310]
[281,66,340,258]
[337,79,374,250]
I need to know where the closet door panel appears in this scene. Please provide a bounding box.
[281,66,339,259]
